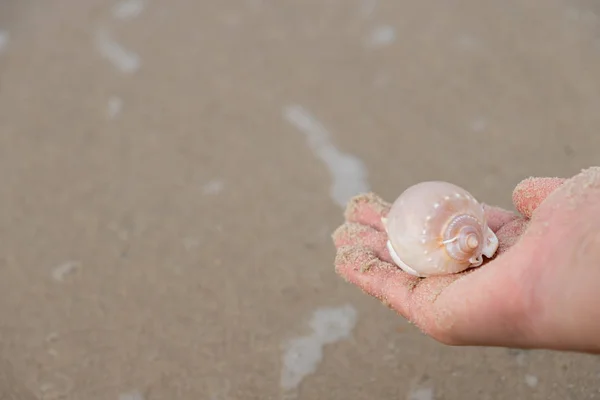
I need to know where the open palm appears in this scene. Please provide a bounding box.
[333,176,569,349]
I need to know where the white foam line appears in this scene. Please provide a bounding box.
[202,179,225,195]
[107,96,124,119]
[525,375,538,388]
[283,105,370,207]
[52,261,81,282]
[95,29,141,74]
[408,387,435,400]
[112,0,146,20]
[0,31,8,54]
[366,25,396,48]
[280,305,357,391]
[119,390,145,400]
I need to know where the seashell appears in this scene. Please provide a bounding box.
[381,181,498,278]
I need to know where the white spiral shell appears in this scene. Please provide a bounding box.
[382,181,499,277]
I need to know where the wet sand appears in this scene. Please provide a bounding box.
[1,0,600,398]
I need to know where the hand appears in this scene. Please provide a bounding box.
[332,167,600,353]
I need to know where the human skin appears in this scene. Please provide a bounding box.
[332,167,600,353]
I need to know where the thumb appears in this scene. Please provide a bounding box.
[512,177,566,219]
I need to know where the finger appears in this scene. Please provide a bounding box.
[344,192,391,232]
[422,239,542,348]
[334,245,419,313]
[495,217,529,254]
[482,203,519,232]
[397,272,467,335]
[332,222,393,263]
[512,177,566,219]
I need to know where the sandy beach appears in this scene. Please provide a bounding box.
[0,0,599,398]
